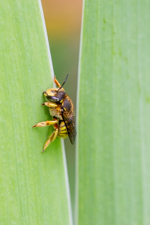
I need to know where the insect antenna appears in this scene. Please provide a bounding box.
[57,74,69,92]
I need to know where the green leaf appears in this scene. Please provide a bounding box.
[0,1,72,225]
[76,0,150,225]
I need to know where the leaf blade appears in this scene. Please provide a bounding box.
[0,1,72,224]
[76,0,150,224]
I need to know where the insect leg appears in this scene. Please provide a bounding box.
[54,74,69,90]
[33,120,58,128]
[42,102,57,107]
[54,77,61,88]
[42,128,58,152]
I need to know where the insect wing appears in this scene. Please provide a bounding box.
[62,111,76,144]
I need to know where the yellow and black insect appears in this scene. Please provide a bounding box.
[33,74,76,152]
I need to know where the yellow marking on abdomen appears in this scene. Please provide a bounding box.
[58,122,68,138]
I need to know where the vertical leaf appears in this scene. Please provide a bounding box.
[76,0,150,224]
[0,1,72,224]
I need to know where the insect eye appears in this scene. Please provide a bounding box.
[46,95,59,102]
[46,91,66,102]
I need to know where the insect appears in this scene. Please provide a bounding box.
[33,74,76,152]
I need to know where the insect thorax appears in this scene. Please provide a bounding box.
[62,97,72,112]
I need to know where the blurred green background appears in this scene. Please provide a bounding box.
[41,0,82,210]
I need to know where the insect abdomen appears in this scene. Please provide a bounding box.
[58,121,68,138]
